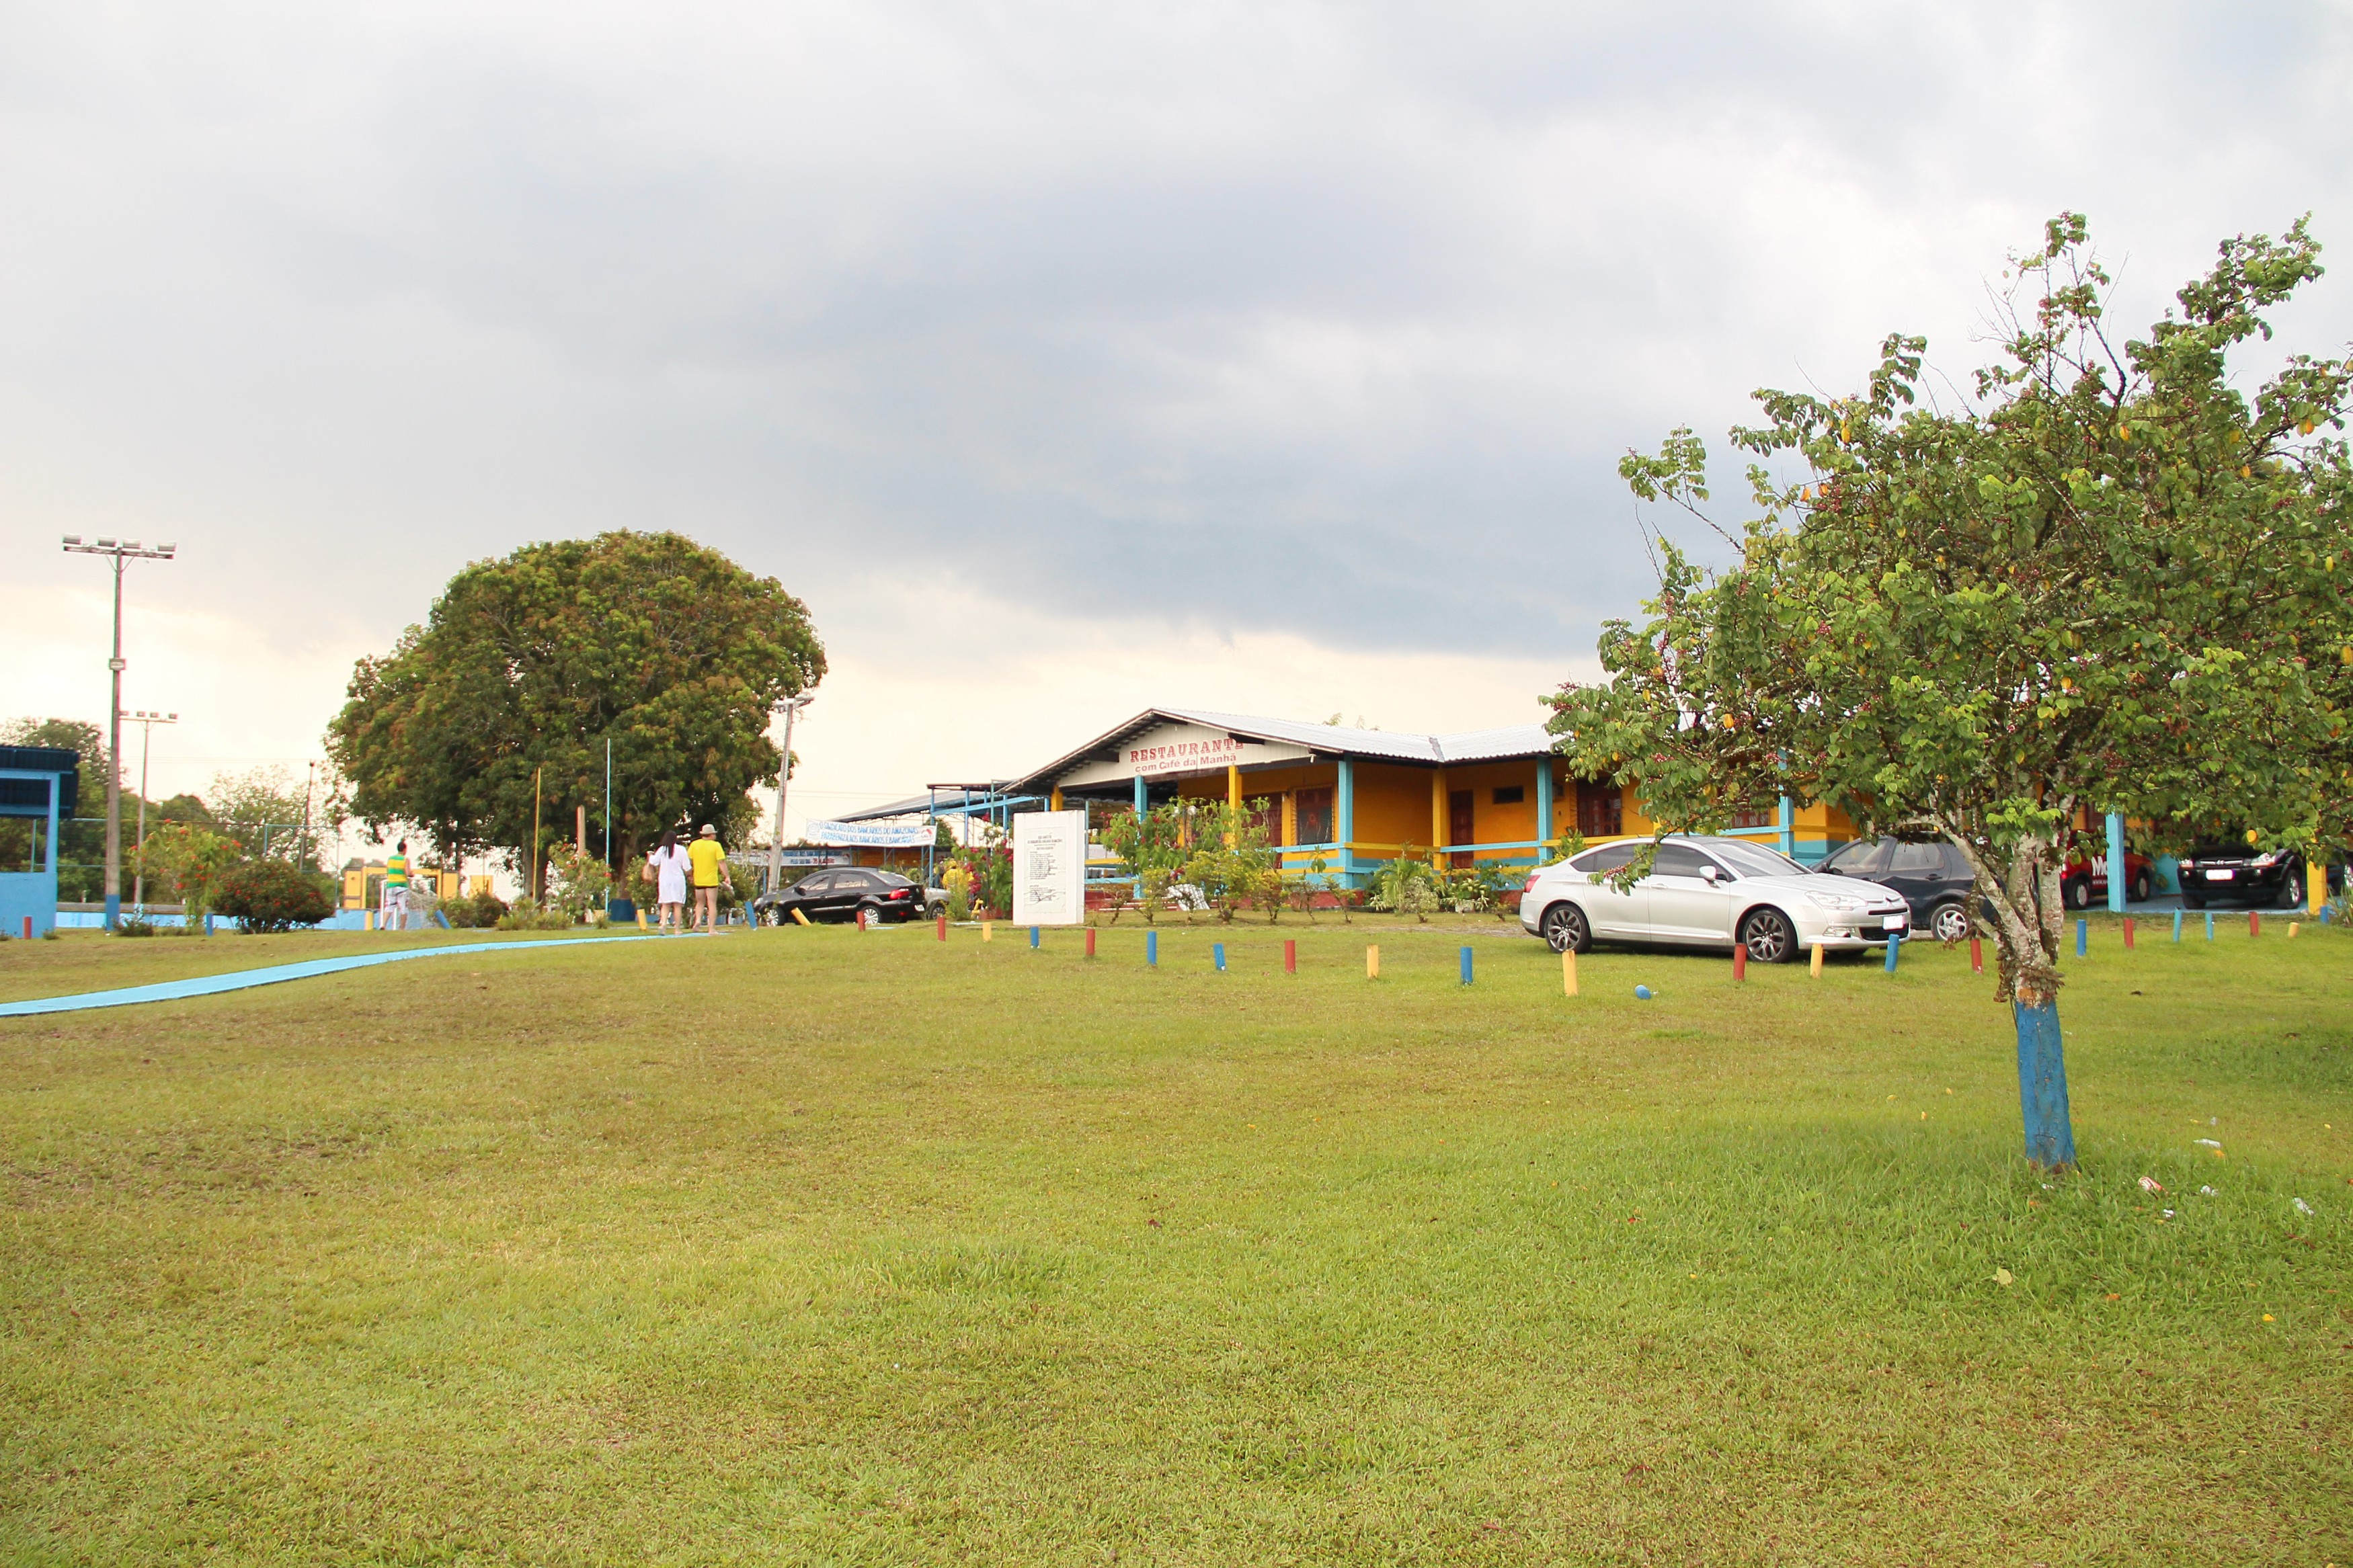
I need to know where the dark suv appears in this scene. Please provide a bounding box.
[2176,841,2346,910]
[1814,836,1980,944]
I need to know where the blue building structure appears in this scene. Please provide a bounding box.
[0,746,79,940]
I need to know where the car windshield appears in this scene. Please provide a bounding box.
[1704,839,1806,878]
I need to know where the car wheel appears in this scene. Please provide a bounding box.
[1929,901,1972,944]
[1540,901,1590,954]
[2062,876,2091,911]
[2130,869,2151,903]
[2279,872,2305,910]
[1739,907,1797,964]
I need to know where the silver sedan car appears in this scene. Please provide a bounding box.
[1517,835,1912,962]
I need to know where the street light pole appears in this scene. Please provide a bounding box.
[120,709,178,913]
[63,534,175,930]
[766,696,811,895]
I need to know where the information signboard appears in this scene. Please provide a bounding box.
[1012,810,1088,926]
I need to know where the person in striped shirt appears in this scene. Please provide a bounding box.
[381,841,410,931]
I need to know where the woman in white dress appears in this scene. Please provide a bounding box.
[645,831,691,932]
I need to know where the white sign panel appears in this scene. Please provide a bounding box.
[807,819,936,848]
[1012,810,1088,925]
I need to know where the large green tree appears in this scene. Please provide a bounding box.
[1548,214,2352,1168]
[328,531,825,893]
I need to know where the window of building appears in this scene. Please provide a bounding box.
[1728,804,1777,829]
[1491,785,1525,806]
[1577,781,1622,839]
[1295,788,1334,845]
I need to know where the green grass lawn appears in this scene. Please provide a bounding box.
[3,913,2348,1565]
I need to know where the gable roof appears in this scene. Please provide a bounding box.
[1009,707,1556,793]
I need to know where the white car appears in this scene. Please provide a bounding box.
[1518,835,1912,963]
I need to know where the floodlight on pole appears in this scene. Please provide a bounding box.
[119,708,179,913]
[766,695,812,895]
[66,535,175,930]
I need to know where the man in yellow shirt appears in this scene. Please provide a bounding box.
[687,825,728,932]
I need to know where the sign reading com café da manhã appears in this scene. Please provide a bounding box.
[1127,732,1242,776]
[1012,810,1088,925]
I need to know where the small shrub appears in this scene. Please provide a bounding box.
[212,859,337,933]
[495,897,573,932]
[442,891,509,929]
[116,917,157,938]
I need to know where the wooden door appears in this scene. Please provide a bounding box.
[1448,790,1474,868]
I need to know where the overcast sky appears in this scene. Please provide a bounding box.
[5,1,2350,854]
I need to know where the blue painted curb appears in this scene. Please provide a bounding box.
[0,934,694,1018]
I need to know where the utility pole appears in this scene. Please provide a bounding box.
[120,708,178,912]
[63,534,175,930]
[766,696,812,895]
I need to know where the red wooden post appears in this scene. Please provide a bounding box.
[2251,911,2261,938]
[1732,942,1747,981]
[19,916,29,941]
[2123,917,2135,948]
[1283,939,1296,973]
[936,913,947,941]
[1969,934,1983,974]
[1085,927,1097,959]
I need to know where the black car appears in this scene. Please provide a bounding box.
[2176,841,2345,910]
[1813,835,1981,944]
[752,868,938,925]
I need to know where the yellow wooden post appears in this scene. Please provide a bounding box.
[1810,941,1825,977]
[2312,842,2327,916]
[1561,947,1577,997]
[982,920,994,942]
[1226,764,1241,845]
[1431,769,1447,860]
[1366,944,1380,979]
[1050,788,1063,811]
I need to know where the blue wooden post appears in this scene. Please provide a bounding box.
[2105,811,2128,912]
[2014,999,2077,1167]
[1336,758,1356,888]
[2172,909,2184,942]
[2204,911,2214,941]
[1132,774,1147,818]
[1534,762,1554,854]
[1146,930,1157,966]
[1029,925,1039,949]
[1884,934,1899,972]
[1778,794,1795,858]
[1213,942,1226,972]
[1460,946,1473,985]
[2075,918,2087,956]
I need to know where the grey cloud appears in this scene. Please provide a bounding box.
[3,0,2350,669]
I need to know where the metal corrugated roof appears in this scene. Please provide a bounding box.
[1006,707,1558,793]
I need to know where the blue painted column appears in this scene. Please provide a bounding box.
[1778,795,1795,858]
[1337,758,1356,887]
[2105,811,2128,912]
[1133,774,1148,818]
[1535,761,1554,854]
[2013,999,2077,1168]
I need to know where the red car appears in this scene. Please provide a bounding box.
[2060,849,2152,909]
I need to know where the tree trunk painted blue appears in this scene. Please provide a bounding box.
[2075,918,2087,956]
[1883,935,1899,971]
[1213,942,1226,971]
[1460,946,1473,985]
[1146,930,1157,966]
[2105,811,2128,913]
[2013,999,2077,1168]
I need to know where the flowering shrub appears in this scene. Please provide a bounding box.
[211,858,336,932]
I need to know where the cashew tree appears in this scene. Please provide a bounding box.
[1547,214,2353,1168]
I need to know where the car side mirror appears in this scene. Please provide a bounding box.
[1700,864,1720,882]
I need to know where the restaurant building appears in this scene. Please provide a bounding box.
[982,708,1857,885]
